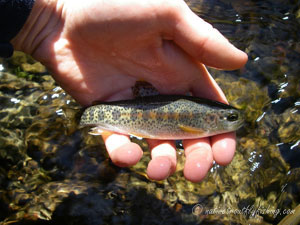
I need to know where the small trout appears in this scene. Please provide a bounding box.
[80,95,244,140]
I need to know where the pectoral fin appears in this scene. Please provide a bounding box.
[178,124,205,134]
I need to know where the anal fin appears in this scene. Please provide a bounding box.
[88,127,112,136]
[129,131,155,139]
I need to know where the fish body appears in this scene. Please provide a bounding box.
[80,95,244,140]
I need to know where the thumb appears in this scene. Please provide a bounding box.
[168,3,247,70]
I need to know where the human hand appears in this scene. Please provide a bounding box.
[12,0,247,182]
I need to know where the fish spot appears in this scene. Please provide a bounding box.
[143,111,150,121]
[179,110,190,123]
[166,104,175,112]
[103,111,112,123]
[208,114,217,122]
[119,118,126,125]
[97,110,105,121]
[112,109,121,121]
[192,109,201,117]
[156,111,164,122]
[89,109,95,119]
[130,112,138,122]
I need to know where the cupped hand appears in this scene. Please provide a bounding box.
[12,0,247,182]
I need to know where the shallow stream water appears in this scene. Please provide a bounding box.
[0,0,300,224]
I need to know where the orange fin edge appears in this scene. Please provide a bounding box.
[178,124,205,135]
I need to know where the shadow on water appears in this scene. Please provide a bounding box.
[1,0,300,224]
[9,188,186,225]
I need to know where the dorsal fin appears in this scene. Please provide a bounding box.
[132,81,160,97]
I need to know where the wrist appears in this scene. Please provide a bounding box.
[11,0,63,56]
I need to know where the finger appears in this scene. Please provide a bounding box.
[146,139,177,181]
[102,132,143,167]
[191,63,228,103]
[211,132,236,165]
[164,2,248,70]
[182,138,213,183]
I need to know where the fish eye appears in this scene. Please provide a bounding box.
[227,112,239,121]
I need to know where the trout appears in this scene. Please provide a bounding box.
[80,95,244,140]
